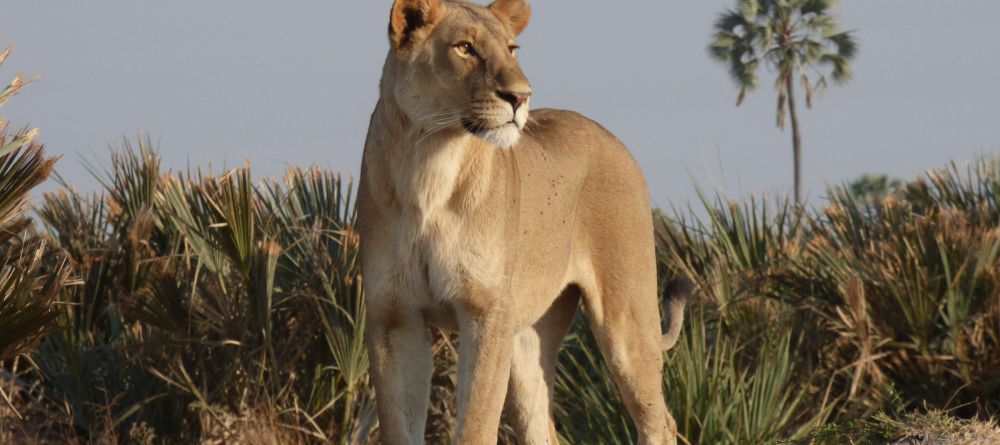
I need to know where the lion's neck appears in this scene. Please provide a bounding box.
[365,96,503,218]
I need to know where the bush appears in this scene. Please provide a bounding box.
[2,136,998,443]
[19,143,371,443]
[0,39,73,444]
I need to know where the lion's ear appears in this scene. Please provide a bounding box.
[389,0,443,50]
[489,0,531,36]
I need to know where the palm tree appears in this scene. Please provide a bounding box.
[710,0,857,204]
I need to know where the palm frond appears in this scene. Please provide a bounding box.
[820,52,853,82]
[0,240,70,361]
[828,31,858,61]
[0,41,70,360]
[801,0,834,17]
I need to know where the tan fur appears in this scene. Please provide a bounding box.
[359,1,685,444]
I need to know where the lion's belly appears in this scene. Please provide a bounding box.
[507,201,581,326]
[504,131,592,325]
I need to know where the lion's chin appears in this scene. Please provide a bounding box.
[474,123,522,149]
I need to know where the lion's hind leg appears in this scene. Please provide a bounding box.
[579,270,678,445]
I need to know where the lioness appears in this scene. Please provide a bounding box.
[358,1,687,444]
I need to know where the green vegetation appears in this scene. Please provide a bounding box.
[0,40,68,364]
[0,140,997,444]
[5,143,370,443]
[710,0,858,203]
[0,39,66,437]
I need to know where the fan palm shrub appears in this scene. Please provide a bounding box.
[806,160,1000,417]
[32,140,191,440]
[0,39,74,444]
[25,143,375,443]
[6,133,999,443]
[0,130,66,361]
[0,39,69,362]
[554,305,832,445]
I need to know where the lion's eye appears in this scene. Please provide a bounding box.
[455,42,475,56]
[509,45,520,56]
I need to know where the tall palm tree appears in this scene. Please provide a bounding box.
[710,0,857,204]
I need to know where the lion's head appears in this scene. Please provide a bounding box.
[384,0,533,149]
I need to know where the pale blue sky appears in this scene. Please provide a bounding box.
[2,1,998,208]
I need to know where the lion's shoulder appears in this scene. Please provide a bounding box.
[520,108,644,188]
[523,108,628,156]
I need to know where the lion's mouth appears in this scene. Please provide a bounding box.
[460,118,483,134]
[459,118,522,148]
[461,118,518,135]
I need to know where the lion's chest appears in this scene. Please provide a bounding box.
[364,133,510,313]
[386,151,506,305]
[390,208,505,305]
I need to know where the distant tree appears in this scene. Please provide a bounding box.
[848,173,901,201]
[710,0,857,204]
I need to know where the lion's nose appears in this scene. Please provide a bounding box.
[497,90,532,112]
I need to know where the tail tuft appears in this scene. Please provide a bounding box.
[660,277,692,351]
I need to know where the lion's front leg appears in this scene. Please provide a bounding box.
[453,291,515,445]
[365,298,433,445]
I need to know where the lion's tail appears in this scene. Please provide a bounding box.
[660,277,693,351]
